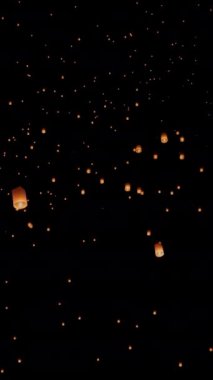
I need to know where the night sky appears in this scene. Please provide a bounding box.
[0,0,212,376]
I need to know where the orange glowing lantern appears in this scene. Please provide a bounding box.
[12,186,28,211]
[154,242,164,258]
[133,145,143,154]
[137,187,144,195]
[124,183,131,192]
[161,132,168,144]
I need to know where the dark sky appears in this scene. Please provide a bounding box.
[0,0,212,376]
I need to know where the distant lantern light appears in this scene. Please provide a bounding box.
[146,230,152,236]
[41,128,46,134]
[137,187,144,195]
[179,153,185,160]
[133,144,142,154]
[153,153,158,160]
[27,222,33,229]
[12,186,28,211]
[154,242,165,258]
[180,136,185,142]
[161,132,168,144]
[100,178,105,184]
[124,183,131,192]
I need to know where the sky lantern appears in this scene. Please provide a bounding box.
[124,183,131,192]
[154,242,165,258]
[133,145,142,154]
[137,187,144,195]
[161,132,168,144]
[12,186,28,211]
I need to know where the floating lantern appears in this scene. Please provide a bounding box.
[133,145,142,154]
[161,132,168,144]
[124,183,131,192]
[12,186,28,211]
[154,242,164,258]
[153,153,158,160]
[179,153,185,160]
[137,187,144,195]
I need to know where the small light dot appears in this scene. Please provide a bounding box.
[17,359,22,364]
[128,345,133,351]
[67,278,72,283]
[178,362,183,368]
[41,128,46,134]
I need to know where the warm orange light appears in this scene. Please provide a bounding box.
[124,183,131,192]
[133,144,143,154]
[179,153,185,160]
[154,242,164,258]
[161,132,168,144]
[137,187,144,195]
[12,187,28,211]
[153,153,158,160]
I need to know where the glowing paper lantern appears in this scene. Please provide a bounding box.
[154,242,164,258]
[133,145,143,154]
[124,183,131,192]
[12,186,28,211]
[137,187,144,195]
[161,132,168,144]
